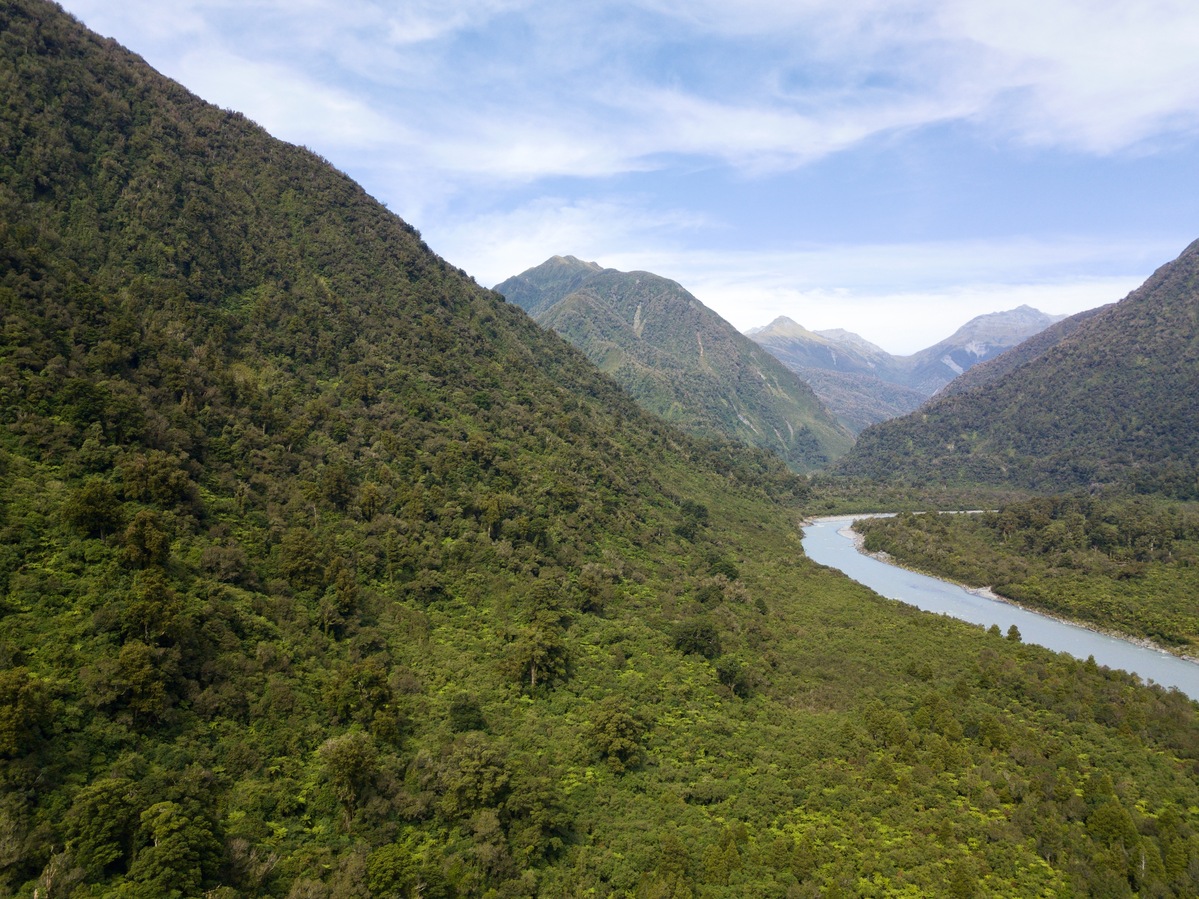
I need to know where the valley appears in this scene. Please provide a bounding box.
[746,307,1067,433]
[804,515,1199,697]
[3,2,1199,897]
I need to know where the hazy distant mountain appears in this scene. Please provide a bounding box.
[938,305,1109,398]
[496,261,854,471]
[838,241,1199,495]
[902,305,1069,394]
[745,317,900,380]
[748,306,1067,433]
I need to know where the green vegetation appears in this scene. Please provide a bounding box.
[857,496,1199,655]
[838,244,1199,497]
[497,258,853,473]
[3,2,1199,896]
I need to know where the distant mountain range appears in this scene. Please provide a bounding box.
[748,306,1067,433]
[838,240,1199,496]
[496,256,854,471]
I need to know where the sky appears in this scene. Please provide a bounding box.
[59,0,1199,354]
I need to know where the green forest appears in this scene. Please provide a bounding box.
[3,1,1199,897]
[856,496,1199,656]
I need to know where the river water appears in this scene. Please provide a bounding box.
[802,515,1199,701]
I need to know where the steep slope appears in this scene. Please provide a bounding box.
[5,4,1199,897]
[839,241,1199,496]
[497,263,854,471]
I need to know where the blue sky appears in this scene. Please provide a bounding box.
[60,0,1199,353]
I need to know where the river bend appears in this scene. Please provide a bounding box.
[802,515,1199,701]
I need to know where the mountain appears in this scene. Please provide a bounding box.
[744,317,900,378]
[5,3,1199,896]
[901,305,1069,394]
[838,242,1199,496]
[746,317,923,433]
[748,307,1067,432]
[487,254,604,317]
[937,305,1109,398]
[496,260,854,471]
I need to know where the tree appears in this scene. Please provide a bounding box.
[122,509,171,569]
[438,732,510,819]
[278,526,325,592]
[0,667,50,757]
[319,731,379,829]
[449,695,487,733]
[671,619,721,659]
[589,697,647,773]
[63,477,123,537]
[507,612,569,691]
[124,801,221,897]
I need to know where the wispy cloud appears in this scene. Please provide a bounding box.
[66,0,1199,186]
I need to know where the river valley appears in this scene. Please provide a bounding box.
[803,515,1199,701]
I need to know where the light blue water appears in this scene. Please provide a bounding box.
[803,515,1199,701]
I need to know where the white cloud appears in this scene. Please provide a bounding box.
[936,0,1199,152]
[173,50,409,151]
[60,0,1199,189]
[428,197,712,287]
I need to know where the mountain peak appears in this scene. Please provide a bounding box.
[497,259,852,470]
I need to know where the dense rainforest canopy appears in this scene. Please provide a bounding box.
[3,2,1199,896]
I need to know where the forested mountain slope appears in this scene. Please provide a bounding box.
[496,259,853,471]
[839,241,1199,497]
[4,3,1199,896]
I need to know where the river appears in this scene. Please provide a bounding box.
[802,515,1199,701]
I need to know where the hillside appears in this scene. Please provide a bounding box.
[5,2,1199,897]
[748,308,1064,432]
[496,260,853,471]
[839,241,1199,496]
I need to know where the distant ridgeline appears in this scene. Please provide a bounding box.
[6,1,1199,897]
[747,306,1067,434]
[838,240,1199,498]
[496,256,853,472]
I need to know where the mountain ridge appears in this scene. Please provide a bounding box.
[748,306,1068,432]
[496,259,854,471]
[837,239,1199,495]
